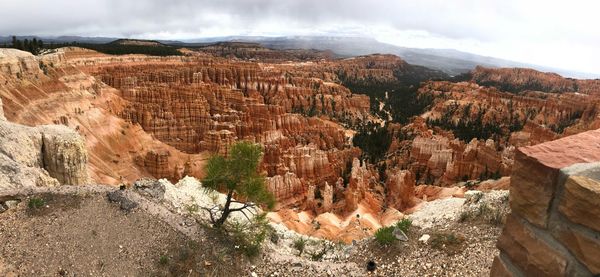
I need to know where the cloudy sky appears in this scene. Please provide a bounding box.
[1,0,599,74]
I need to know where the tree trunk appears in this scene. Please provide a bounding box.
[214,189,234,227]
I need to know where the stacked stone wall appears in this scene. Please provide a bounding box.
[491,129,600,276]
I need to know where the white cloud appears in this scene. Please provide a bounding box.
[0,0,598,74]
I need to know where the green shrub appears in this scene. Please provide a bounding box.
[458,210,471,222]
[292,237,307,256]
[395,218,412,233]
[159,255,169,266]
[28,197,45,209]
[374,226,396,245]
[227,213,271,258]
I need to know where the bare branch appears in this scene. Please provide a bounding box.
[229,202,257,212]
[239,209,252,222]
[200,205,219,224]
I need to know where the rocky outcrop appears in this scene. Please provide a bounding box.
[386,169,416,210]
[87,56,369,203]
[492,128,600,276]
[0,49,42,78]
[406,134,512,185]
[343,158,381,212]
[266,172,305,207]
[39,125,88,186]
[0,115,89,189]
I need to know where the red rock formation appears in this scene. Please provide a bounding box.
[386,80,596,185]
[386,169,416,210]
[0,48,206,185]
[265,172,305,208]
[135,150,171,179]
[18,48,371,210]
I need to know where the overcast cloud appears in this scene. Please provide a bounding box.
[1,0,599,74]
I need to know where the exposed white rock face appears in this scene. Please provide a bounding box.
[39,125,89,186]
[162,176,261,224]
[408,197,466,229]
[0,49,42,77]
[0,99,89,189]
[0,120,56,189]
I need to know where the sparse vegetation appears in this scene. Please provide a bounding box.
[458,202,506,225]
[158,255,169,266]
[227,213,272,258]
[395,218,412,233]
[488,208,504,225]
[458,210,471,222]
[308,241,334,261]
[28,197,45,209]
[374,226,397,245]
[184,203,199,214]
[292,237,307,256]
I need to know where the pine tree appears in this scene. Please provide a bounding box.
[201,141,275,227]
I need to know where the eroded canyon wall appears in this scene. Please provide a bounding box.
[0,48,207,185]
[385,79,600,185]
[0,50,89,189]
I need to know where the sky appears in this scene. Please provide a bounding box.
[1,0,599,75]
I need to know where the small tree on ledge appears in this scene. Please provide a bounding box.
[201,141,275,227]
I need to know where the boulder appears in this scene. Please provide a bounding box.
[133,178,166,200]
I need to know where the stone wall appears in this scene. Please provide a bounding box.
[491,128,600,276]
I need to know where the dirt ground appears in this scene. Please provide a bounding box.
[0,191,245,277]
[0,187,505,277]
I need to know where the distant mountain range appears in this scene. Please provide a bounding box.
[1,35,597,79]
[184,36,598,79]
